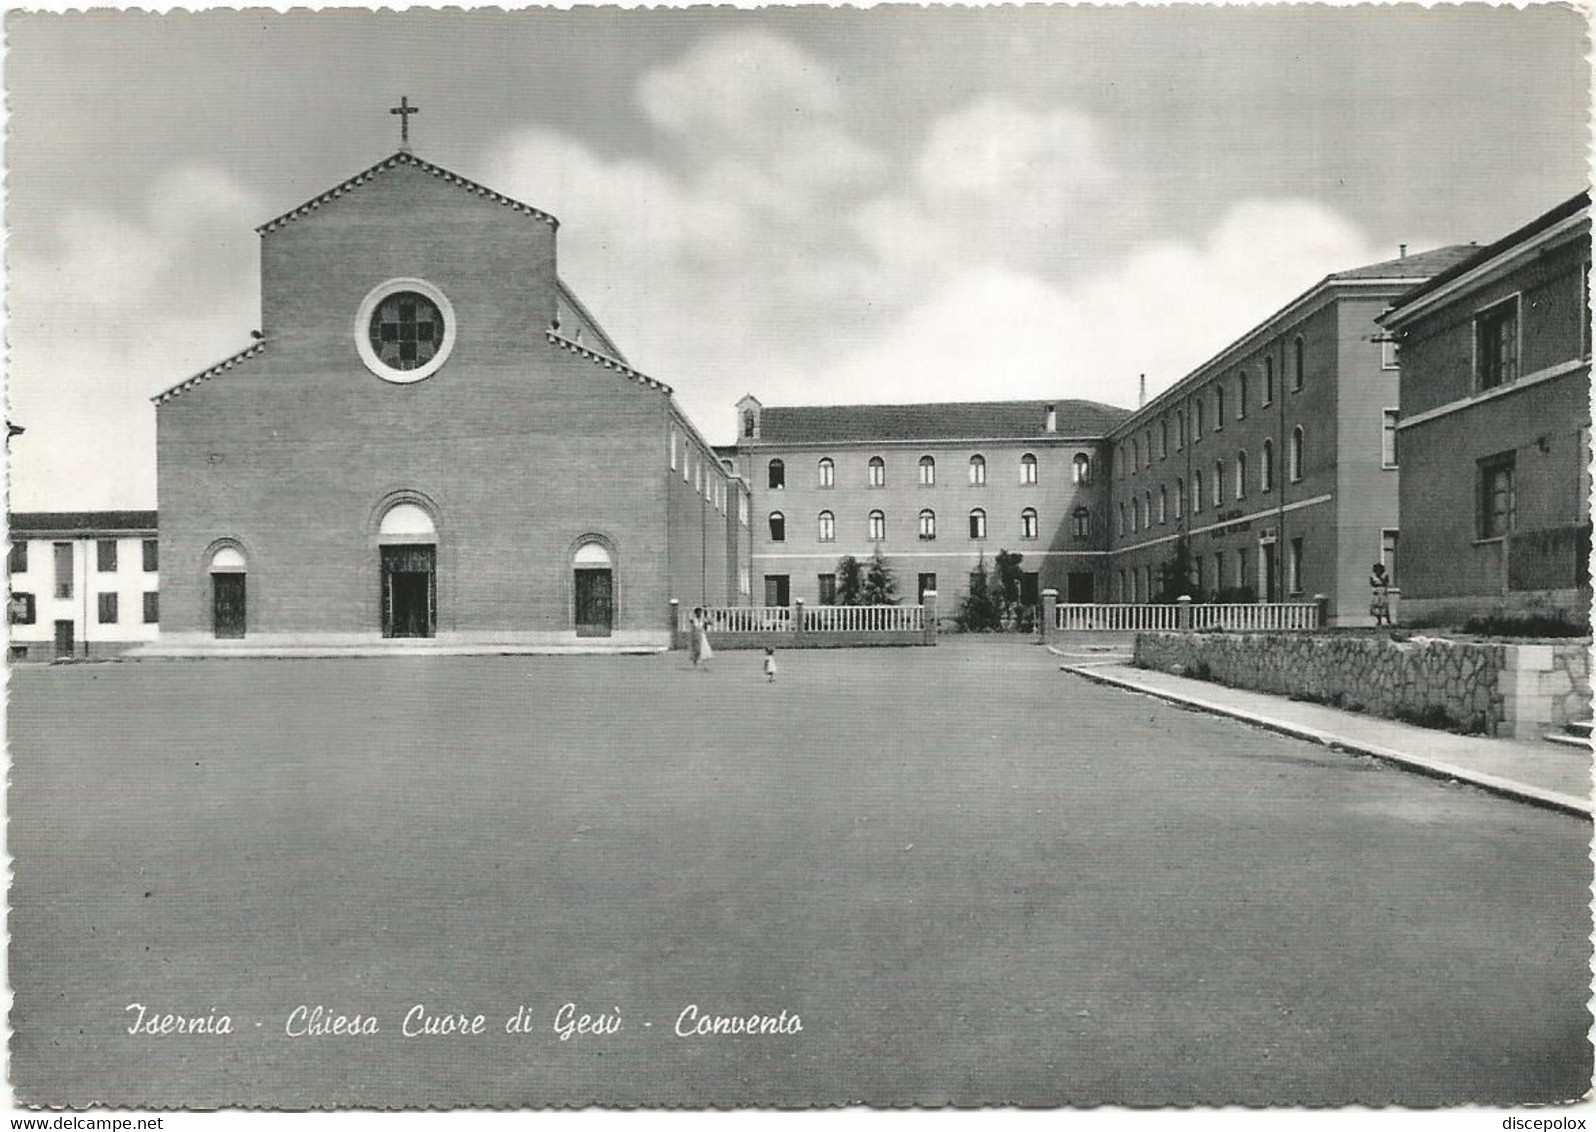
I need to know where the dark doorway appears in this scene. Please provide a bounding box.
[764,574,790,607]
[917,572,937,602]
[53,619,74,658]
[1067,572,1095,603]
[1263,545,1280,603]
[382,545,435,638]
[212,575,246,639]
[574,569,614,637]
[1020,571,1040,608]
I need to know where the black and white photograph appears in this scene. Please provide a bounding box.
[4,3,1593,1117]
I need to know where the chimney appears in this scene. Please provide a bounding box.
[1399,243,1407,259]
[1138,373,1147,408]
[1045,404,1057,433]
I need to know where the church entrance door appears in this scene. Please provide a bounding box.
[382,544,436,639]
[212,575,246,639]
[574,568,613,637]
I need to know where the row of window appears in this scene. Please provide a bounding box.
[768,452,1091,491]
[1113,540,1307,603]
[669,429,740,520]
[768,506,1082,543]
[1115,430,1310,537]
[8,538,159,582]
[8,590,158,625]
[1117,339,1318,479]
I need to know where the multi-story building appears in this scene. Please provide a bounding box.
[6,511,161,659]
[728,398,1127,611]
[1101,245,1475,625]
[1380,192,1591,625]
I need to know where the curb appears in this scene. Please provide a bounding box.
[1061,662,1593,820]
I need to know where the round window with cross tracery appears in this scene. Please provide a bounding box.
[355,278,457,383]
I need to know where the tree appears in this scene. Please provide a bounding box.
[835,555,864,606]
[1154,537,1198,602]
[956,553,998,631]
[993,549,1025,625]
[859,547,898,605]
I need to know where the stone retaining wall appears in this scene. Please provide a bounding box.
[1133,632,1591,739]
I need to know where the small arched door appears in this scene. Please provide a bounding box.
[379,502,437,639]
[210,546,247,639]
[573,543,614,638]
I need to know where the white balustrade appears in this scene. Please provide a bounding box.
[682,605,924,634]
[1056,602,1320,632]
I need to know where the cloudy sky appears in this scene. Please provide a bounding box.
[6,5,1589,509]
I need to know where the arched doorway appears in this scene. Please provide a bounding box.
[573,541,614,638]
[209,545,247,639]
[379,502,436,638]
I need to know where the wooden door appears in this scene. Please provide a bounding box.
[212,575,245,639]
[574,569,613,637]
[53,619,74,658]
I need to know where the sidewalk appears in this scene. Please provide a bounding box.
[1052,651,1592,818]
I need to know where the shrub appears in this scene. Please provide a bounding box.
[1459,612,1590,639]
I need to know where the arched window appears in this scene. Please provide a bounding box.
[767,459,785,490]
[1144,491,1153,528]
[818,511,835,542]
[919,509,936,540]
[1118,502,1127,536]
[1073,453,1092,484]
[1020,453,1038,484]
[1192,470,1204,514]
[818,457,834,489]
[1264,356,1275,404]
[1072,506,1090,539]
[377,500,438,640]
[1214,386,1226,428]
[1238,372,1249,419]
[669,429,679,471]
[868,456,886,487]
[970,508,987,539]
[1176,409,1186,449]
[868,510,886,541]
[768,512,786,542]
[1290,427,1305,481]
[1021,508,1038,540]
[1174,477,1184,519]
[1159,485,1168,524]
[1194,398,1204,439]
[1213,460,1225,506]
[1131,438,1141,471]
[1261,439,1274,492]
[1293,337,1305,391]
[918,455,936,486]
[969,455,986,486]
[1235,451,1248,499]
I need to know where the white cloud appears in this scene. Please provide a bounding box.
[8,165,262,509]
[637,30,842,141]
[804,198,1384,410]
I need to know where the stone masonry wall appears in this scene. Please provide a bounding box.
[1132,632,1591,738]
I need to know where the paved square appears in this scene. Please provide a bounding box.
[9,641,1591,1105]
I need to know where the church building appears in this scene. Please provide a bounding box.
[154,139,746,650]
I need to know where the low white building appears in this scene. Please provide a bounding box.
[8,512,160,660]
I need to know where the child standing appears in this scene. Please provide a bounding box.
[763,646,778,683]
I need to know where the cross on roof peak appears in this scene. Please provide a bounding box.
[390,96,419,150]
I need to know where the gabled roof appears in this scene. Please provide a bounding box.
[544,330,672,394]
[256,151,559,235]
[1384,191,1590,316]
[152,341,267,405]
[10,511,158,533]
[752,399,1130,444]
[1327,244,1478,282]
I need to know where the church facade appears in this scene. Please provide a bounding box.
[155,151,746,649]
